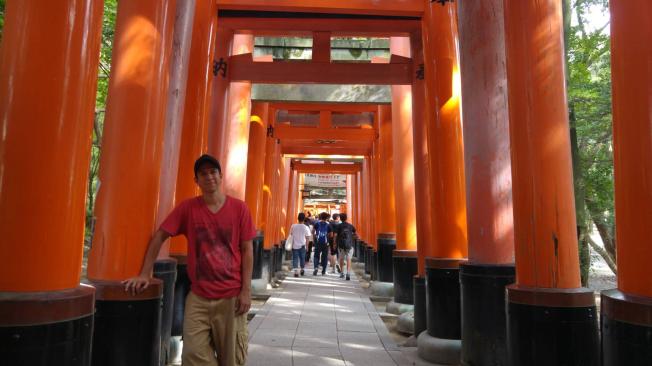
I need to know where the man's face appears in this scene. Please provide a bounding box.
[194,163,221,193]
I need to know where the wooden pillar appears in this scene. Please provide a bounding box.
[346,175,353,217]
[377,105,397,235]
[155,0,196,260]
[417,2,468,363]
[208,25,233,161]
[602,1,652,364]
[503,1,599,364]
[457,0,515,364]
[0,0,102,362]
[86,1,176,364]
[260,111,277,250]
[390,37,418,252]
[222,35,253,200]
[245,102,269,229]
[169,0,218,257]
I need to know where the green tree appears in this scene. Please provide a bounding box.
[86,0,117,244]
[563,0,617,283]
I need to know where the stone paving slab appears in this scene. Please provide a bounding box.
[245,260,417,366]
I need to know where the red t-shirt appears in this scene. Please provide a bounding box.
[160,196,256,299]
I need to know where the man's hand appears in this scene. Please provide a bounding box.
[121,275,151,296]
[235,288,251,315]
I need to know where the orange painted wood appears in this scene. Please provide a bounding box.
[376,105,397,235]
[207,26,233,161]
[0,0,103,291]
[88,0,177,281]
[610,0,652,297]
[312,31,331,63]
[293,162,362,174]
[422,2,468,262]
[390,37,418,252]
[218,17,419,37]
[271,102,379,113]
[170,0,218,256]
[409,34,434,276]
[457,0,514,265]
[245,103,269,229]
[275,125,376,141]
[222,35,254,200]
[261,135,279,249]
[504,0,580,288]
[215,0,424,17]
[229,53,413,85]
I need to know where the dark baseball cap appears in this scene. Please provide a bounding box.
[194,154,221,176]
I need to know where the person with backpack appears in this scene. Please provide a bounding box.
[313,212,332,275]
[333,213,356,280]
[328,213,341,274]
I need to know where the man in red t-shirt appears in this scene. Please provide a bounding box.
[123,154,255,366]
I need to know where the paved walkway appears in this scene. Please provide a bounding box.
[246,261,414,366]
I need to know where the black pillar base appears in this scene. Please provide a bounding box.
[413,275,427,336]
[460,263,515,366]
[426,258,465,339]
[153,258,177,366]
[356,240,364,262]
[262,248,272,283]
[0,285,95,366]
[377,233,396,283]
[601,289,652,366]
[392,250,417,304]
[252,231,264,280]
[371,249,379,281]
[171,257,190,337]
[274,244,282,272]
[91,279,163,366]
[506,285,599,366]
[365,245,372,274]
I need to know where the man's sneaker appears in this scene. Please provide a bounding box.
[339,272,344,279]
[313,269,318,276]
[294,273,299,278]
[300,269,305,276]
[336,264,342,273]
[322,269,326,276]
[346,274,351,281]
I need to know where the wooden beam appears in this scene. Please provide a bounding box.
[218,17,419,37]
[282,145,370,156]
[293,162,362,174]
[229,53,412,84]
[216,0,424,17]
[275,125,376,141]
[271,102,381,113]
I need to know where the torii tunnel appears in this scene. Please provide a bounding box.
[0,1,650,365]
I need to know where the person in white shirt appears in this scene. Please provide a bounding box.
[289,212,312,277]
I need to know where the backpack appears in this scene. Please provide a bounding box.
[338,223,354,250]
[315,221,329,245]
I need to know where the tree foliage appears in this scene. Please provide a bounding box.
[564,0,616,279]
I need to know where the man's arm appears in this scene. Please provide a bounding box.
[236,239,253,315]
[122,229,170,295]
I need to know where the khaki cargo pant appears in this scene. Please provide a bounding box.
[182,292,248,366]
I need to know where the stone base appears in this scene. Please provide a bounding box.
[417,330,461,365]
[386,300,414,315]
[396,311,415,335]
[370,281,394,298]
[251,279,268,295]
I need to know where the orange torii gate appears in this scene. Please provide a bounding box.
[0,1,650,366]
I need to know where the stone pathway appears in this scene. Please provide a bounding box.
[246,261,414,366]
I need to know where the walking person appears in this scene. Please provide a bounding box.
[328,213,342,274]
[333,213,356,281]
[123,154,255,366]
[290,213,312,277]
[304,215,315,263]
[313,212,332,275]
